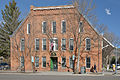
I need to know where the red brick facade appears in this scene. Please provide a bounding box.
[10,5,102,72]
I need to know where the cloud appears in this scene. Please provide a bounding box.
[105,8,111,15]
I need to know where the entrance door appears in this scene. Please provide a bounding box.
[50,57,58,71]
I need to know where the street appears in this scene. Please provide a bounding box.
[0,73,120,80]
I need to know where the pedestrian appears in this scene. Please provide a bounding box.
[94,64,97,73]
[107,64,109,71]
[113,64,115,72]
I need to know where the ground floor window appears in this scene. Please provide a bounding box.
[42,56,46,68]
[69,57,73,68]
[20,56,24,67]
[62,57,66,68]
[86,57,91,68]
[35,56,39,67]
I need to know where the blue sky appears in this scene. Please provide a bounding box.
[0,0,120,37]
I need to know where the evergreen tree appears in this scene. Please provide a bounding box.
[0,0,22,58]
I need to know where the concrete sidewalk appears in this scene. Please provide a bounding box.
[0,70,120,76]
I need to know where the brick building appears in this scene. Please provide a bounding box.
[10,5,103,72]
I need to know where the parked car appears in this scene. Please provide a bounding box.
[0,63,9,70]
[117,64,120,70]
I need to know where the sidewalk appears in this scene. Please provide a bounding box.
[0,70,120,76]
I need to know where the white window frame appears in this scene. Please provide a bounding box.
[69,57,73,69]
[61,57,66,68]
[86,57,91,69]
[35,56,39,68]
[49,38,58,51]
[79,21,83,33]
[61,38,66,51]
[85,38,91,51]
[42,56,46,68]
[42,38,46,51]
[69,38,74,51]
[20,56,24,67]
[20,38,25,51]
[27,23,30,34]
[35,38,39,51]
[52,21,56,34]
[42,21,47,34]
[61,20,66,33]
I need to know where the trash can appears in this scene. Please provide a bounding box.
[81,66,86,74]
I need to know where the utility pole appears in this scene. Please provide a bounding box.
[115,47,117,74]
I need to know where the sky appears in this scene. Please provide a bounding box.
[0,0,120,38]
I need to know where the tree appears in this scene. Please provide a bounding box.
[43,0,98,74]
[0,0,22,58]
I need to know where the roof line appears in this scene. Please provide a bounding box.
[33,6,74,10]
[103,37,115,48]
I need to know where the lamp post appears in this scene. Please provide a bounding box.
[115,47,117,74]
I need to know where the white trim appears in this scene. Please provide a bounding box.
[85,56,91,69]
[27,23,30,34]
[61,20,66,33]
[42,56,46,68]
[42,21,46,34]
[85,38,91,51]
[33,6,74,11]
[61,38,66,51]
[69,38,74,51]
[42,38,46,51]
[52,21,56,34]
[61,57,66,68]
[35,38,40,51]
[20,38,25,51]
[103,37,115,48]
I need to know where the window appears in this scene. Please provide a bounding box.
[27,24,30,34]
[50,38,58,51]
[20,38,25,51]
[42,21,47,33]
[35,56,39,67]
[86,57,91,68]
[79,21,83,33]
[62,57,66,68]
[52,21,56,34]
[69,57,73,68]
[42,56,46,67]
[61,20,66,33]
[42,38,46,50]
[35,38,39,51]
[86,38,91,50]
[20,56,24,67]
[69,38,74,51]
[61,38,66,50]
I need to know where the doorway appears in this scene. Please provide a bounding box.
[50,57,58,71]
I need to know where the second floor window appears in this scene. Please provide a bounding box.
[27,24,30,34]
[69,38,74,51]
[62,20,66,33]
[42,38,46,50]
[61,38,66,50]
[52,21,56,34]
[86,38,91,50]
[42,21,47,33]
[20,38,25,51]
[35,38,39,51]
[50,38,58,51]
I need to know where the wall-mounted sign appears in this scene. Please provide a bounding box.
[51,52,56,56]
[31,56,34,62]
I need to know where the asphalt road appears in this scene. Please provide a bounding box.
[0,73,120,80]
